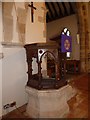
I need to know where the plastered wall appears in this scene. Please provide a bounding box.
[2,47,28,115]
[47,15,80,60]
[2,2,46,115]
[0,1,2,117]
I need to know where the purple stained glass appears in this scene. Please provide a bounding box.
[61,34,72,52]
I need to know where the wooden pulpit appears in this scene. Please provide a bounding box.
[24,43,67,90]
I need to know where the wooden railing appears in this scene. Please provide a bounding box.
[62,60,80,75]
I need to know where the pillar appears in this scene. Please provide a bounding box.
[77,2,90,72]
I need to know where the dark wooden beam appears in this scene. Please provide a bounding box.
[47,12,51,20]
[56,2,63,17]
[50,2,59,18]
[45,2,51,22]
[72,2,77,13]
[61,2,68,16]
[69,2,75,14]
[46,12,51,23]
[46,2,55,21]
[46,2,76,23]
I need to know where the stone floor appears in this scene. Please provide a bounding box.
[2,73,89,119]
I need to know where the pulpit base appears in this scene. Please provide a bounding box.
[25,84,76,118]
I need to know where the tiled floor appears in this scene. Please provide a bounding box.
[2,73,89,119]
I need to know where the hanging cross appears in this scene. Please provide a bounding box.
[28,2,36,23]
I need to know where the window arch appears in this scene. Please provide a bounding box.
[61,27,71,36]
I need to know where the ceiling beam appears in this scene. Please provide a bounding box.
[69,2,75,14]
[46,12,51,22]
[71,2,77,13]
[61,2,68,16]
[56,2,63,17]
[50,2,59,18]
[46,2,55,21]
[46,2,76,23]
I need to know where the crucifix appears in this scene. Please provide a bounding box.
[28,2,36,23]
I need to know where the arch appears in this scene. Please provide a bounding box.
[38,50,60,81]
[40,50,57,62]
[61,27,71,36]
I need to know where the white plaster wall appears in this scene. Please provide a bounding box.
[0,60,2,118]
[2,47,28,115]
[3,2,19,43]
[47,15,80,60]
[0,1,2,51]
[0,1,2,117]
[2,2,46,116]
[2,2,29,115]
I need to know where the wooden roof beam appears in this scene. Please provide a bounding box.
[46,2,55,21]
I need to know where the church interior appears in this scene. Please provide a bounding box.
[0,1,90,119]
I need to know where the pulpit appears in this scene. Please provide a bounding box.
[24,43,67,90]
[24,43,76,118]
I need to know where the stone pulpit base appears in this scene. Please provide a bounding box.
[25,84,76,118]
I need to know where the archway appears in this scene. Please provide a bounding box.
[39,50,60,80]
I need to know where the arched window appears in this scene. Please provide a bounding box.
[61,27,71,36]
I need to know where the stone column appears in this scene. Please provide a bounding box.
[76,2,90,72]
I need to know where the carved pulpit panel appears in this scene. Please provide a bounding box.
[24,43,67,90]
